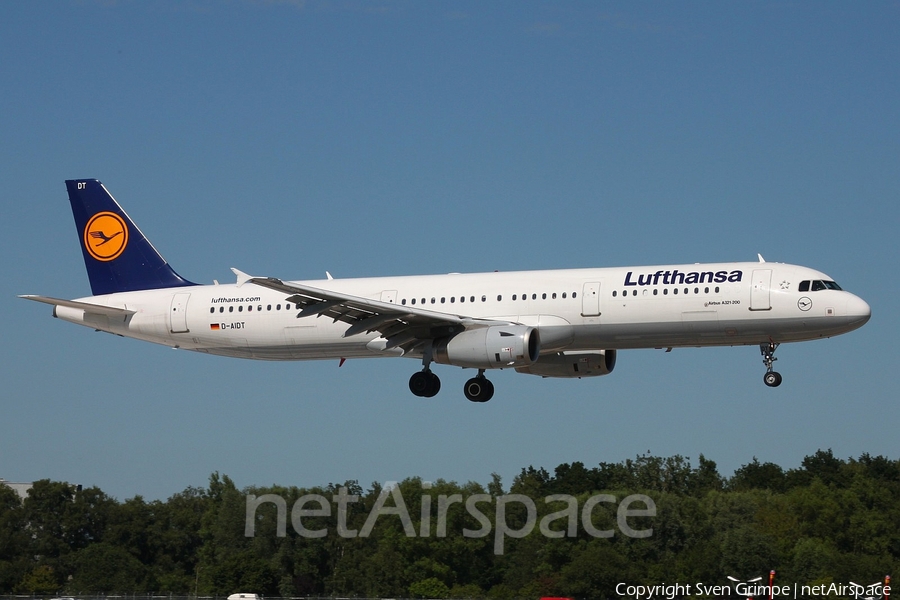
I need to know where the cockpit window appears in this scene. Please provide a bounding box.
[805,280,843,292]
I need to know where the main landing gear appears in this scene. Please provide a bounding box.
[410,342,441,398]
[760,341,783,387]
[409,369,441,397]
[409,368,496,402]
[463,370,494,403]
[408,346,494,401]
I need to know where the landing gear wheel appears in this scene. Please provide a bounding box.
[410,370,441,397]
[764,371,783,387]
[424,371,441,397]
[464,376,494,402]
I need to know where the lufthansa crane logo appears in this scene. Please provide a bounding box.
[84,212,129,261]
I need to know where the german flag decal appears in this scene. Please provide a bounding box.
[210,324,221,330]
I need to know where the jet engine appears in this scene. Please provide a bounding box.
[515,350,617,378]
[434,325,540,369]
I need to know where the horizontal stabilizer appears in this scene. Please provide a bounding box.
[19,295,136,317]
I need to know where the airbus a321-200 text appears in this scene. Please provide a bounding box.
[22,180,871,402]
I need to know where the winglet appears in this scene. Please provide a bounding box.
[757,253,766,263]
[231,268,255,287]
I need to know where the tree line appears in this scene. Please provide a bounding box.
[1,450,897,598]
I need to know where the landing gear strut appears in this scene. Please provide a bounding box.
[760,341,783,387]
[409,342,441,398]
[464,370,494,403]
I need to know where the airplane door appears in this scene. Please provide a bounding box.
[750,269,772,311]
[581,282,601,317]
[169,293,191,333]
[380,290,398,304]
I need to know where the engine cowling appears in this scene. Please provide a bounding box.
[434,325,540,369]
[515,350,617,378]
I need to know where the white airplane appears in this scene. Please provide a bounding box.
[22,180,871,402]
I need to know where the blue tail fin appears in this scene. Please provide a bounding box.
[66,179,196,295]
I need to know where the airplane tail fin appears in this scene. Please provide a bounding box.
[66,179,196,296]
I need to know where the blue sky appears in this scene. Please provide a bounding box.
[1,1,898,501]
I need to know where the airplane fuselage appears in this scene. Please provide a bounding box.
[53,261,870,362]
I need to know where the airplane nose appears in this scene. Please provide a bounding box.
[845,294,871,327]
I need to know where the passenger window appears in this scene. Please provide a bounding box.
[664,289,668,295]
[238,306,243,312]
[267,305,272,311]
[542,293,547,299]
[633,290,637,296]
[552,293,557,299]
[482,296,486,302]
[653,289,658,296]
[209,307,214,314]
[799,280,810,292]
[674,289,678,295]
[562,292,567,299]
[497,295,502,301]
[441,297,445,303]
[402,299,407,305]
[513,294,517,300]
[460,296,465,303]
[450,297,455,303]
[573,292,577,298]
[613,291,617,297]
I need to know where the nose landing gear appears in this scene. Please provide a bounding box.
[760,341,782,387]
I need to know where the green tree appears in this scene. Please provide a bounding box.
[67,542,149,592]
[409,576,451,598]
[15,565,58,594]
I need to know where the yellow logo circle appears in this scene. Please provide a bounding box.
[84,212,129,262]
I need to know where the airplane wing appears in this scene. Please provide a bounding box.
[233,268,513,354]
[19,295,136,317]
